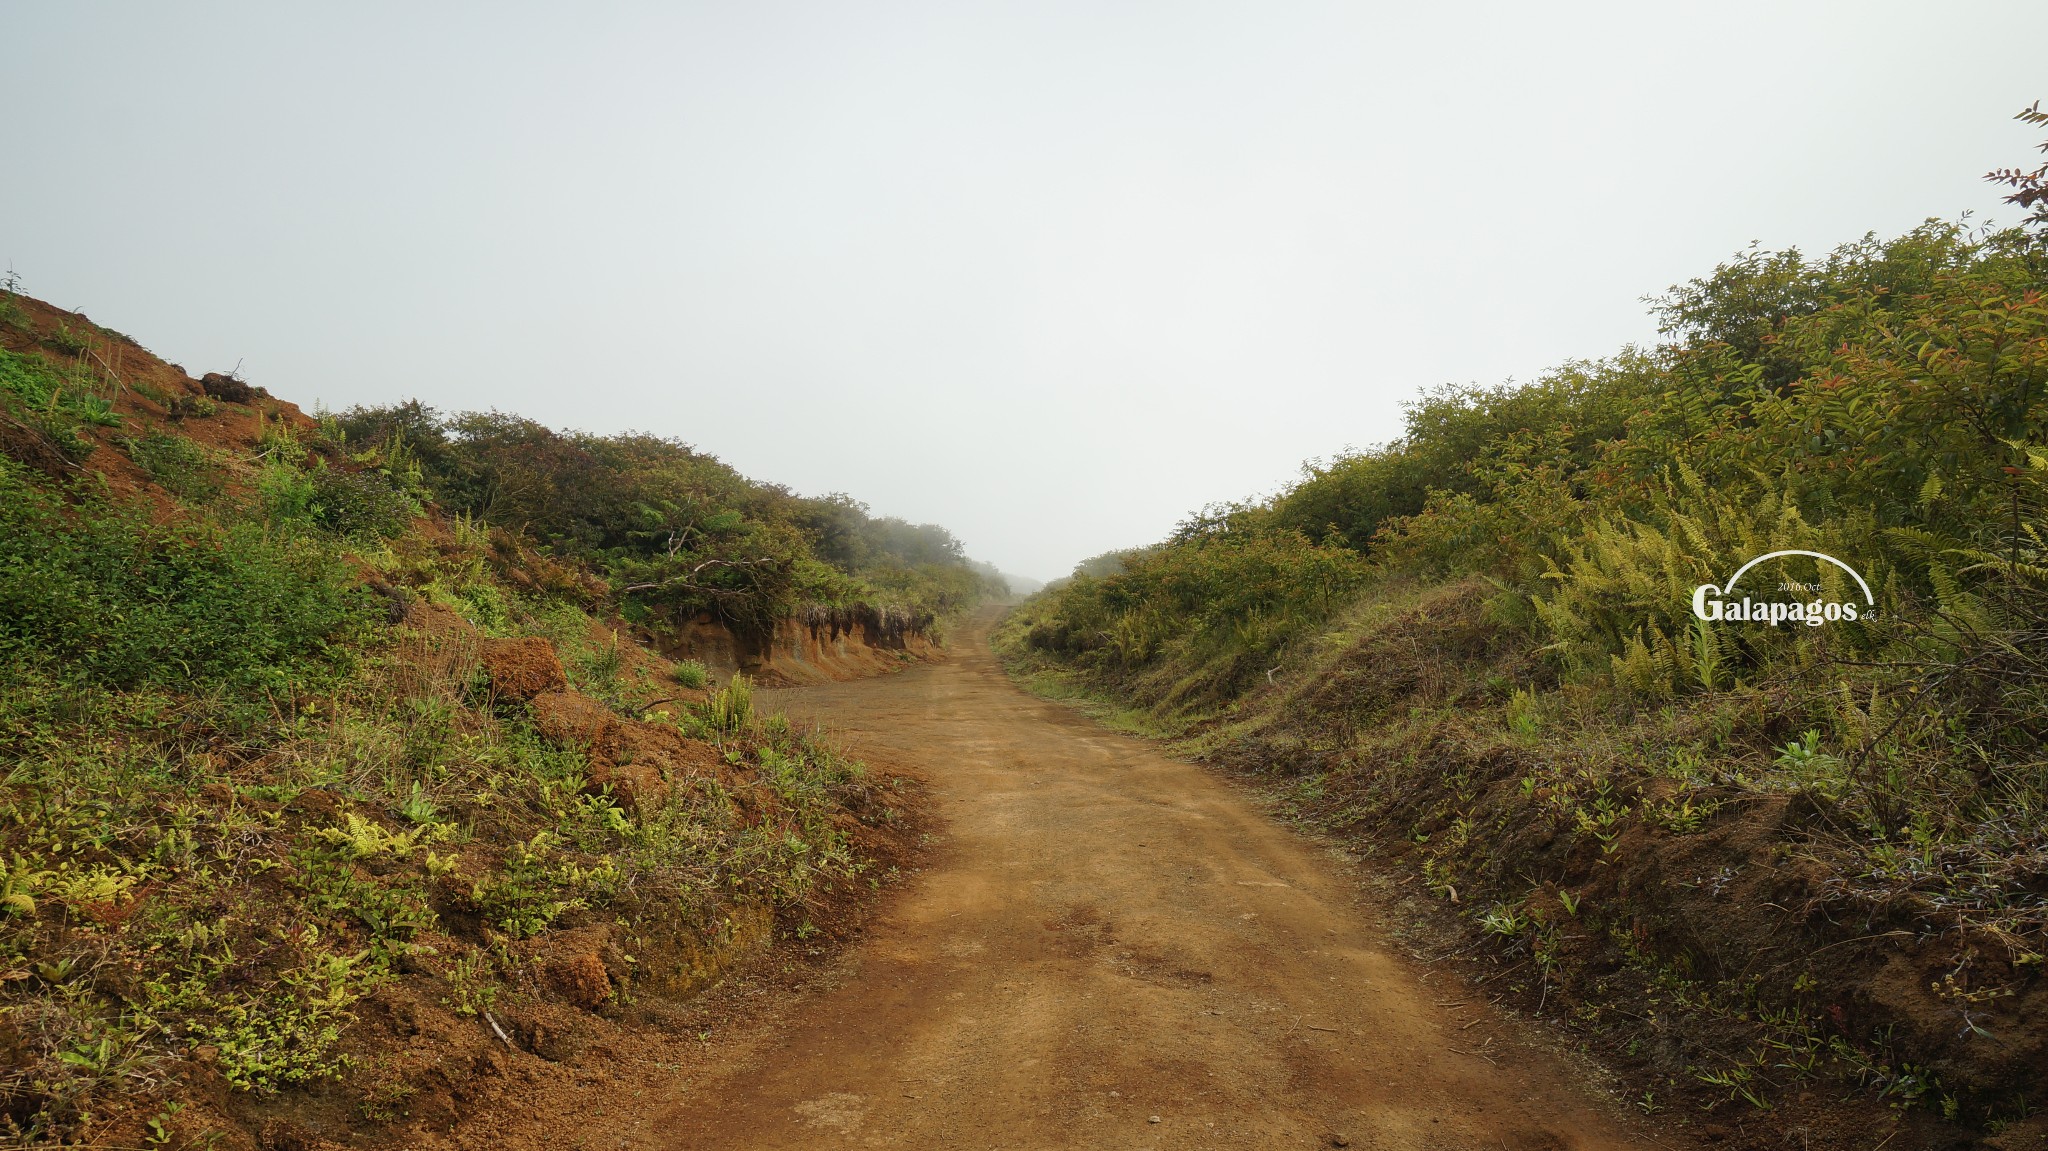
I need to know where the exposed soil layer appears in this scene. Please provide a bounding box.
[493,610,1670,1151]
[659,605,941,686]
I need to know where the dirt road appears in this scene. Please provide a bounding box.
[652,617,1650,1150]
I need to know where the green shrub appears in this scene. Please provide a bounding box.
[1,347,73,409]
[671,659,711,689]
[123,430,223,502]
[469,832,585,938]
[1021,527,1368,696]
[310,466,415,538]
[0,458,373,690]
[1020,219,2048,708]
[46,323,91,356]
[0,347,119,456]
[256,411,307,464]
[574,632,625,694]
[705,673,754,734]
[259,459,319,525]
[333,402,997,629]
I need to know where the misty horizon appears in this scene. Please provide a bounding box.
[4,2,2040,581]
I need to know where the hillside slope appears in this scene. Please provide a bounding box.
[998,211,2048,1149]
[0,289,976,1148]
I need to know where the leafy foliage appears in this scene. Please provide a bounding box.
[0,288,943,1145]
[1002,120,2048,1126]
[0,458,372,692]
[0,345,120,459]
[121,430,223,501]
[0,459,908,1143]
[1021,214,2048,709]
[1985,100,2048,235]
[335,403,996,631]
[1018,528,1367,705]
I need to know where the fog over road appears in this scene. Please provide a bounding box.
[629,612,1649,1150]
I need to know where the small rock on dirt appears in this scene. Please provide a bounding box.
[528,691,700,810]
[617,720,723,781]
[588,757,668,811]
[480,636,568,702]
[546,952,612,1010]
[530,690,619,752]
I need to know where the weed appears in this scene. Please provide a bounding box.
[1651,792,1723,834]
[48,863,144,919]
[123,430,224,501]
[576,632,626,695]
[1506,687,1541,736]
[46,323,93,356]
[169,393,219,420]
[1696,1058,1774,1110]
[143,1101,186,1147]
[3,854,52,916]
[68,393,123,427]
[705,674,754,735]
[0,346,121,451]
[191,986,355,1092]
[469,832,586,938]
[255,411,307,465]
[441,952,498,1017]
[671,659,711,690]
[357,1076,418,1123]
[397,783,442,826]
[1480,902,1530,938]
[1771,730,1845,798]
[451,510,490,548]
[312,465,416,538]
[313,812,422,859]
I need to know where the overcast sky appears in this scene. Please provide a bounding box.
[4,4,2040,580]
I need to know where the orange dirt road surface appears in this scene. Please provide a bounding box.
[631,611,1656,1151]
